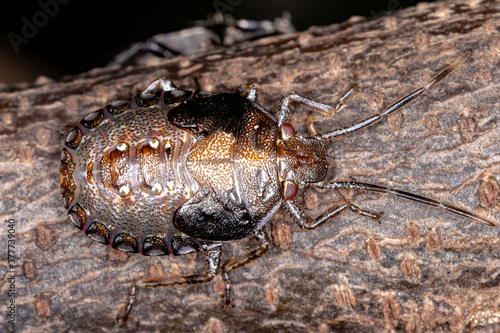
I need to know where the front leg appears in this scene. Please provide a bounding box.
[285,198,382,230]
[276,85,359,129]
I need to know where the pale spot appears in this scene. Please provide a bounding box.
[171,90,186,97]
[119,184,131,196]
[84,111,100,122]
[149,139,159,149]
[166,180,175,191]
[152,183,162,194]
[117,143,127,151]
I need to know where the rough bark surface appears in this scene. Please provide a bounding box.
[1,0,499,332]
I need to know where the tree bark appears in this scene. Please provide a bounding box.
[1,0,499,332]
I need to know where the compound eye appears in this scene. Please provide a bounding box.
[283,181,298,200]
[281,122,295,140]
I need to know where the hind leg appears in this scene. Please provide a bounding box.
[119,247,222,323]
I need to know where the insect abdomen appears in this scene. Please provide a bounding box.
[60,91,204,256]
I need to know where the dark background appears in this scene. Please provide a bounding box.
[1,0,428,83]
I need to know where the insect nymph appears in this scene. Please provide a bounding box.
[58,52,495,322]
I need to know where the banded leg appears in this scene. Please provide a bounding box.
[276,85,359,129]
[244,83,258,102]
[221,227,270,306]
[286,198,383,230]
[313,181,495,227]
[120,247,222,323]
[142,78,177,94]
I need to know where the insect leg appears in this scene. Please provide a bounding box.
[245,83,258,101]
[221,227,270,306]
[317,52,470,140]
[119,247,222,323]
[142,78,177,94]
[285,198,382,230]
[276,85,359,129]
[314,181,495,227]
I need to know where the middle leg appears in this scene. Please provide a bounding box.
[221,227,270,306]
